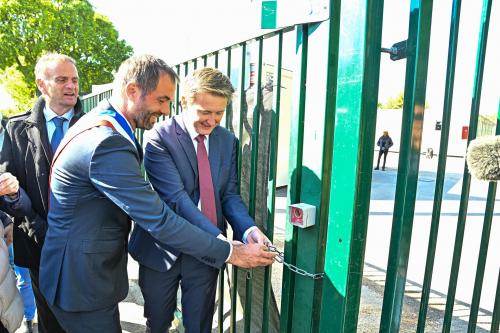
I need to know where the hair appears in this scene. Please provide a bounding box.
[34,53,77,80]
[182,67,234,105]
[113,54,179,97]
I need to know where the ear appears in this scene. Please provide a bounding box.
[36,79,46,95]
[180,96,188,110]
[125,82,140,101]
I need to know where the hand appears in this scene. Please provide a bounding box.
[3,223,13,246]
[0,172,19,198]
[227,242,275,268]
[246,228,270,245]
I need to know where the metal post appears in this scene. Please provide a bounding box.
[380,1,434,331]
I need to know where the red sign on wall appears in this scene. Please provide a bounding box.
[462,126,469,140]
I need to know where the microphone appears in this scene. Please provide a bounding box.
[466,135,500,181]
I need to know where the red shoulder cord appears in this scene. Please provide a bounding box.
[48,120,116,209]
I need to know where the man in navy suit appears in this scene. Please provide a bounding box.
[128,68,269,333]
[40,55,275,333]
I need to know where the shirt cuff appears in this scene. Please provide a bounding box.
[3,191,19,203]
[217,233,233,263]
[242,226,259,244]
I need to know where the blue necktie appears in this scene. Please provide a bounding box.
[51,117,66,153]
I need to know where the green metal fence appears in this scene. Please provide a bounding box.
[81,0,499,331]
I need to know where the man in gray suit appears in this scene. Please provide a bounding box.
[39,55,275,333]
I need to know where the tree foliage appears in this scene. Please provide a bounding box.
[381,91,405,109]
[0,0,133,113]
[379,91,430,110]
[0,66,37,117]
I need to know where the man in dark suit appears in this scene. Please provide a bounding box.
[128,68,269,333]
[0,53,84,333]
[39,55,275,333]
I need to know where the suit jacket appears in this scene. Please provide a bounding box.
[0,97,84,269]
[39,102,230,312]
[128,115,255,272]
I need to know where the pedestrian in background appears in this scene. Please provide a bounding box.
[375,131,393,171]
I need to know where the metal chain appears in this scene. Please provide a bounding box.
[265,244,324,280]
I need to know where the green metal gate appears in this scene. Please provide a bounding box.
[82,0,499,332]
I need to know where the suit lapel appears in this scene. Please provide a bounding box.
[174,116,198,178]
[25,99,53,163]
[24,98,52,213]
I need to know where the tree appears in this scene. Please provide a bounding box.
[381,91,405,109]
[379,91,430,110]
[0,66,36,117]
[0,0,133,113]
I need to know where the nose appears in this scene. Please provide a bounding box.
[160,103,171,116]
[65,81,77,90]
[207,114,216,126]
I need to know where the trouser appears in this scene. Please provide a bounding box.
[50,303,121,333]
[8,245,36,321]
[139,254,220,333]
[29,268,66,333]
[376,149,389,168]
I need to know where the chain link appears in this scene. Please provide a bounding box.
[266,244,324,280]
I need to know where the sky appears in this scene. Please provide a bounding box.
[89,0,266,65]
[88,0,499,117]
[1,1,498,117]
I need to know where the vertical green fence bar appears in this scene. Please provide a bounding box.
[175,65,181,116]
[492,269,500,333]
[225,48,233,130]
[318,0,384,332]
[203,55,208,67]
[442,0,492,331]
[467,89,499,333]
[493,101,500,333]
[213,48,225,333]
[380,1,434,332]
[193,58,197,70]
[340,0,384,331]
[467,178,497,332]
[237,43,247,181]
[416,1,461,331]
[231,42,247,333]
[244,37,263,333]
[262,32,283,333]
[279,24,308,333]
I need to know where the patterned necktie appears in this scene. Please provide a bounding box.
[51,117,66,153]
[195,134,217,226]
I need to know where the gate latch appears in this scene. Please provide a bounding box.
[381,40,408,61]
